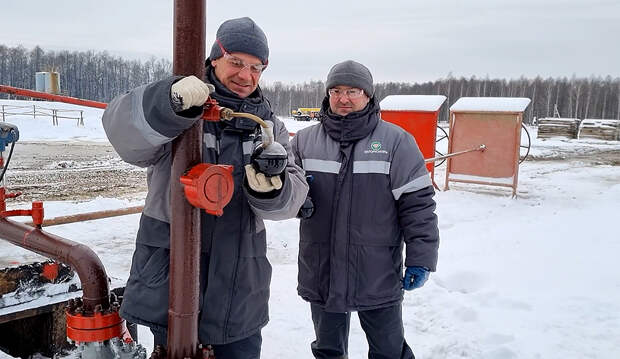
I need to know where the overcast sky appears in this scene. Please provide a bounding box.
[2,0,619,84]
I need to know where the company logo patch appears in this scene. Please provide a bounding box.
[365,140,388,154]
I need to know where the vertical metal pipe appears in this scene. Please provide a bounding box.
[168,1,205,358]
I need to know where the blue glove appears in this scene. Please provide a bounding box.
[402,266,430,291]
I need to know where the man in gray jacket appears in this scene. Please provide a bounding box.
[291,60,439,358]
[103,17,307,358]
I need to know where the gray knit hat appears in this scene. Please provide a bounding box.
[209,17,269,64]
[325,60,374,97]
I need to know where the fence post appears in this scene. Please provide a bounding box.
[33,104,36,119]
[53,109,58,126]
[1,105,4,122]
[79,111,84,126]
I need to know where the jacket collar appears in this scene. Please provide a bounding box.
[319,96,380,143]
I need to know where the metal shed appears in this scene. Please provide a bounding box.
[445,97,531,196]
[380,95,447,188]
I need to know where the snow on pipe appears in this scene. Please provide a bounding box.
[0,217,110,313]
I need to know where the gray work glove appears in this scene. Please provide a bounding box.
[245,164,283,193]
[170,75,214,113]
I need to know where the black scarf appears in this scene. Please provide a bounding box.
[319,96,380,144]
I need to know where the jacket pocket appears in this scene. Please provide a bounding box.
[227,257,272,338]
[133,245,170,289]
[297,240,329,303]
[353,244,402,305]
[120,244,170,328]
[238,215,267,258]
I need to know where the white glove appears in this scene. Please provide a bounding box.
[245,164,283,193]
[260,121,275,147]
[170,75,214,112]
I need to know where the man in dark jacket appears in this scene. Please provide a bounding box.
[291,60,439,358]
[102,17,308,358]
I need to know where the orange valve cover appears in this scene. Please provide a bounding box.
[180,164,234,216]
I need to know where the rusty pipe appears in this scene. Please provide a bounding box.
[0,217,110,313]
[0,85,108,109]
[167,0,205,357]
[23,206,143,227]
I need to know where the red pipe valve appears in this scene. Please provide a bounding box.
[180,164,234,216]
[0,194,44,227]
[201,97,234,122]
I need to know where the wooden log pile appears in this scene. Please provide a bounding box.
[537,118,581,139]
[578,119,620,141]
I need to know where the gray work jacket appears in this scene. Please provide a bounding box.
[102,73,308,344]
[291,97,439,313]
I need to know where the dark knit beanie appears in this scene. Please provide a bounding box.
[209,17,269,64]
[325,60,374,97]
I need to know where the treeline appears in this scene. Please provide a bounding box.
[2,45,620,123]
[0,45,172,102]
[263,75,620,124]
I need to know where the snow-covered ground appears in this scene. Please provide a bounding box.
[0,100,109,142]
[1,99,619,358]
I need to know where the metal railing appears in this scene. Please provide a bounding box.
[0,104,84,126]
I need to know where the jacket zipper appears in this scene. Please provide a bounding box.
[222,131,244,341]
[329,140,352,310]
[344,143,355,308]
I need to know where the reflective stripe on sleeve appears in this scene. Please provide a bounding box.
[392,174,432,200]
